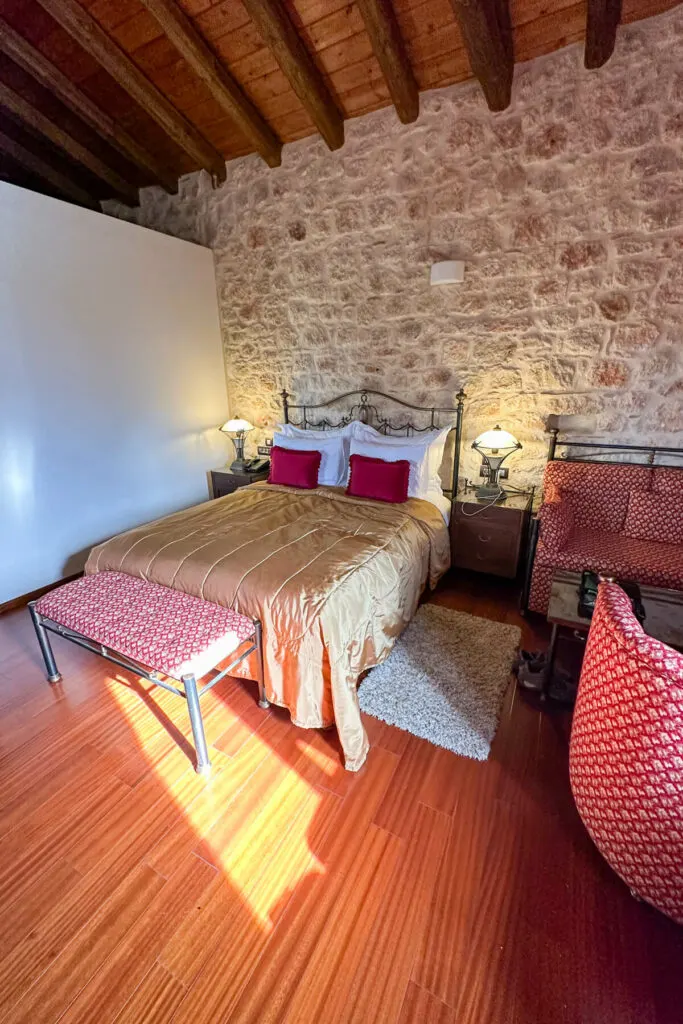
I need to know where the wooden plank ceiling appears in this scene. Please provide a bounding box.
[0,0,678,209]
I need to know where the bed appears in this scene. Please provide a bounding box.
[85,388,466,770]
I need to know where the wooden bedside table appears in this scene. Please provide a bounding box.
[450,489,534,579]
[209,466,269,498]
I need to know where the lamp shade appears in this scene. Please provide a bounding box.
[220,418,253,434]
[473,426,520,452]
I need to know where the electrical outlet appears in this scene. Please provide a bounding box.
[499,467,509,479]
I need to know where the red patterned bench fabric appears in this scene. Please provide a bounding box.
[530,463,683,614]
[569,582,683,924]
[36,571,255,680]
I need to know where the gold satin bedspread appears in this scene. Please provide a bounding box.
[85,483,450,771]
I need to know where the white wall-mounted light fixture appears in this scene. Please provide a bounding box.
[429,260,465,286]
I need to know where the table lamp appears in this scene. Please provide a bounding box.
[472,425,522,500]
[220,418,253,472]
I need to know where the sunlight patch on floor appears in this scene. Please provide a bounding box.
[108,676,326,927]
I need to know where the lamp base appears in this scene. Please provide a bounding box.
[230,458,248,473]
[475,484,507,501]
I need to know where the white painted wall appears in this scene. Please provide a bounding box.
[0,182,230,604]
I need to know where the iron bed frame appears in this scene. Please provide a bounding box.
[281,386,467,498]
[521,431,683,613]
[28,601,268,774]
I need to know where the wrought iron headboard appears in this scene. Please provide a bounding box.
[547,429,683,468]
[281,387,466,498]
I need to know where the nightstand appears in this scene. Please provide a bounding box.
[209,466,269,499]
[450,489,534,579]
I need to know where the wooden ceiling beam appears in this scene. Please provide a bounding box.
[0,128,98,208]
[585,0,622,68]
[35,0,226,180]
[0,81,139,203]
[0,18,177,193]
[138,0,282,167]
[448,0,513,112]
[355,0,419,124]
[241,0,344,150]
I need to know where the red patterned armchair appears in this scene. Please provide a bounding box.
[569,582,683,924]
[528,463,683,614]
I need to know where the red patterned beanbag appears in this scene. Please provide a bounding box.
[623,489,683,546]
[569,582,683,924]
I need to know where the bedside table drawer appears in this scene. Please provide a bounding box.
[212,478,240,498]
[451,518,521,577]
[210,468,269,499]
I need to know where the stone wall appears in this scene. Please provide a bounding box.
[105,7,683,487]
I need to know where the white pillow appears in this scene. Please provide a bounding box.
[349,438,424,498]
[274,420,377,486]
[349,425,451,501]
[272,431,347,486]
[276,422,345,439]
[276,419,376,442]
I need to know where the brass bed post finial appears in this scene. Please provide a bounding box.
[281,389,290,424]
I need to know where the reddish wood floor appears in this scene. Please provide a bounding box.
[1,570,682,1024]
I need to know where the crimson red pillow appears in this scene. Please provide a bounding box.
[268,445,321,489]
[347,454,410,504]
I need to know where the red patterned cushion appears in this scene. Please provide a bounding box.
[624,489,683,545]
[543,462,653,533]
[652,466,683,499]
[268,445,321,489]
[537,500,574,555]
[535,527,683,590]
[569,582,683,923]
[35,571,255,680]
[347,453,410,504]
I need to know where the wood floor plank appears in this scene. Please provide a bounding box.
[0,858,81,959]
[0,743,116,838]
[399,982,458,1024]
[361,710,412,756]
[340,802,452,1024]
[309,744,400,876]
[0,775,132,913]
[156,741,341,985]
[2,862,166,1024]
[59,854,217,1024]
[212,683,270,755]
[0,762,206,1007]
[418,744,468,817]
[170,787,345,1024]
[146,708,300,877]
[156,872,232,987]
[372,733,439,838]
[162,776,341,998]
[437,802,536,1024]
[221,823,402,1024]
[111,964,187,1024]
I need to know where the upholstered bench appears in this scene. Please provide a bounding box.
[29,571,268,774]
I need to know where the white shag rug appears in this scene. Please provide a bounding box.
[358,604,521,761]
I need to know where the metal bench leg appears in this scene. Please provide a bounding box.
[28,602,62,683]
[255,619,269,709]
[182,673,211,775]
